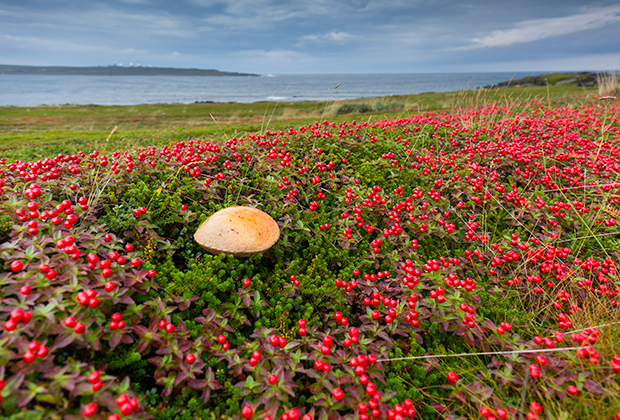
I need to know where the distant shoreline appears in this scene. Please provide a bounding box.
[484,71,599,88]
[0,64,259,77]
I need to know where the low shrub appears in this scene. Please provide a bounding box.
[0,97,619,419]
[336,103,373,115]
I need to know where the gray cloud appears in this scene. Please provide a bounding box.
[468,4,620,49]
[1,0,619,72]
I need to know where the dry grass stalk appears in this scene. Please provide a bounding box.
[596,71,619,97]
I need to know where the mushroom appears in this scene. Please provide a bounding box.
[194,206,280,257]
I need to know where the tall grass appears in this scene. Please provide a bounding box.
[596,71,619,97]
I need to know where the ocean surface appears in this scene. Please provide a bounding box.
[0,72,542,107]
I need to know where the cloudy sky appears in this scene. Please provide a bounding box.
[1,0,620,74]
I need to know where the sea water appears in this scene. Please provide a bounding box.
[0,72,542,107]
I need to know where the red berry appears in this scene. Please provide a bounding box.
[92,380,103,392]
[10,260,24,272]
[27,340,40,352]
[88,370,101,384]
[268,374,278,385]
[447,372,458,383]
[36,345,48,358]
[241,405,254,419]
[116,393,129,406]
[332,388,344,401]
[77,292,89,305]
[64,316,77,328]
[84,402,98,417]
[20,285,32,295]
[567,385,578,395]
[185,353,196,364]
[289,408,300,420]
[165,323,175,333]
[11,309,24,323]
[23,351,36,363]
[104,281,116,292]
[73,322,86,334]
[120,402,133,415]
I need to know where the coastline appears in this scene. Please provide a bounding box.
[0,71,595,108]
[0,64,259,77]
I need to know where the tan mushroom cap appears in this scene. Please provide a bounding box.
[194,206,280,257]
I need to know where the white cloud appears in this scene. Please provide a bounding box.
[450,53,620,73]
[467,5,620,49]
[116,0,151,4]
[1,34,150,56]
[299,31,354,44]
[234,49,308,61]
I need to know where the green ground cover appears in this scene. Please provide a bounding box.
[1,81,618,420]
[0,82,592,155]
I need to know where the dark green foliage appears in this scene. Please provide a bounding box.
[336,103,373,115]
[1,97,619,420]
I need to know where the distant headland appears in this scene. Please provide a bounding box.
[484,71,599,88]
[0,64,259,77]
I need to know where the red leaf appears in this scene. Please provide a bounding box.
[189,379,206,390]
[584,379,604,394]
[109,332,123,350]
[53,333,74,350]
